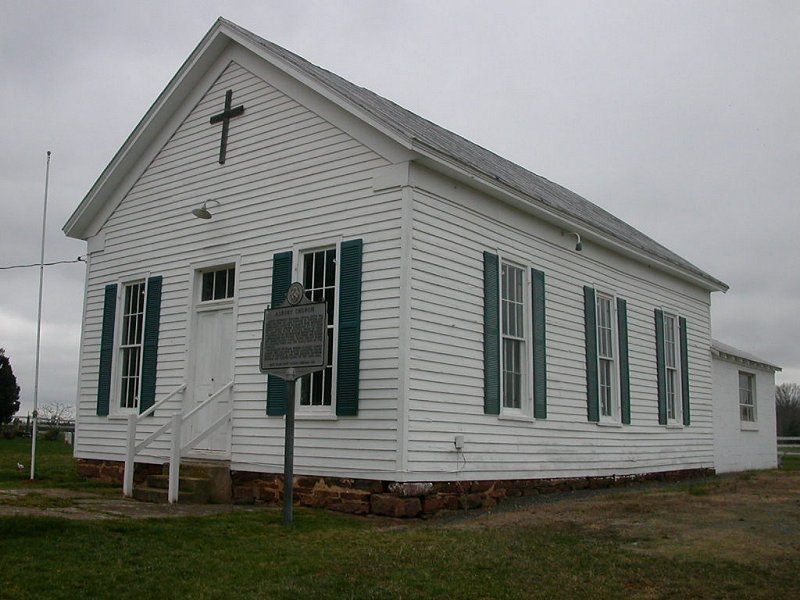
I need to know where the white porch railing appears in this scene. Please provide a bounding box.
[122,381,234,503]
[123,384,186,497]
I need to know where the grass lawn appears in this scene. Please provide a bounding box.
[1,438,799,599]
[781,454,800,470]
[0,436,115,493]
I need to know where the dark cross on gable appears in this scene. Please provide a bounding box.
[209,89,245,164]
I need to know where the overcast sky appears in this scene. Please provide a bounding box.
[2,0,798,416]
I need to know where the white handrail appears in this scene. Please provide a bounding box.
[181,409,232,454]
[122,380,234,503]
[167,380,234,504]
[134,418,174,455]
[140,384,186,419]
[182,381,233,422]
[122,383,185,497]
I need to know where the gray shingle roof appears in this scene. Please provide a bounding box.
[227,19,726,290]
[711,339,781,371]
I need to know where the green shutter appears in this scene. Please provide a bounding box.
[97,284,117,416]
[679,316,690,426]
[531,268,547,419]
[617,298,631,425]
[584,286,599,422]
[336,239,363,416]
[139,276,163,414]
[483,252,500,415]
[266,251,293,416]
[654,309,667,425]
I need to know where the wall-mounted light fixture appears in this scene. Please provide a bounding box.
[191,199,220,220]
[566,232,582,252]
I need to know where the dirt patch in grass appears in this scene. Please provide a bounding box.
[446,470,800,566]
[0,491,77,509]
[0,487,245,520]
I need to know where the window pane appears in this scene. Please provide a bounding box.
[664,315,676,368]
[599,358,612,416]
[213,269,225,300]
[303,254,313,289]
[311,370,323,406]
[501,263,524,338]
[596,295,613,360]
[314,251,324,288]
[739,372,755,421]
[299,374,311,406]
[502,338,522,409]
[325,250,336,287]
[202,272,214,301]
[666,371,676,420]
[227,268,235,298]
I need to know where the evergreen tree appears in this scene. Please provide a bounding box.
[0,348,21,424]
[776,383,800,437]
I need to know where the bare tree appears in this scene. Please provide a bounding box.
[776,383,800,437]
[38,401,75,426]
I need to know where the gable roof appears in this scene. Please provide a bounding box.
[711,339,781,372]
[65,17,727,292]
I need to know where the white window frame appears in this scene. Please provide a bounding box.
[739,371,756,423]
[661,310,683,425]
[197,264,237,306]
[498,254,532,418]
[292,237,342,417]
[595,290,620,423]
[110,275,150,416]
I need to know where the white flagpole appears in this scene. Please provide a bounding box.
[30,150,51,480]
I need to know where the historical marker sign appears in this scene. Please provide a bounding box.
[259,282,328,380]
[258,282,328,526]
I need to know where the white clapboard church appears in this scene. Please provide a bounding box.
[65,18,741,515]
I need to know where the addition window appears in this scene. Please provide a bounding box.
[299,247,336,408]
[739,371,756,422]
[201,266,235,301]
[501,262,527,412]
[119,281,146,410]
[662,312,681,422]
[596,293,616,419]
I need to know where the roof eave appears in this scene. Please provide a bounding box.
[710,348,782,373]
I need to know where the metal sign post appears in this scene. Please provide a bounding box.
[260,282,328,525]
[283,374,296,525]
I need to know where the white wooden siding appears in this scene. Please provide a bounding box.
[75,59,403,478]
[406,165,715,480]
[712,356,778,473]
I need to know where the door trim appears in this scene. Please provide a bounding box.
[183,255,240,458]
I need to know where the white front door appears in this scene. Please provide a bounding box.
[188,306,234,455]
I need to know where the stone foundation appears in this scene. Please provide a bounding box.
[77,459,161,486]
[231,467,715,518]
[77,459,713,518]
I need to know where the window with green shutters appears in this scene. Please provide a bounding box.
[266,240,362,417]
[584,287,630,424]
[654,309,690,426]
[483,251,547,419]
[96,275,163,416]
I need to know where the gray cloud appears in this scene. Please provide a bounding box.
[2,0,799,416]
